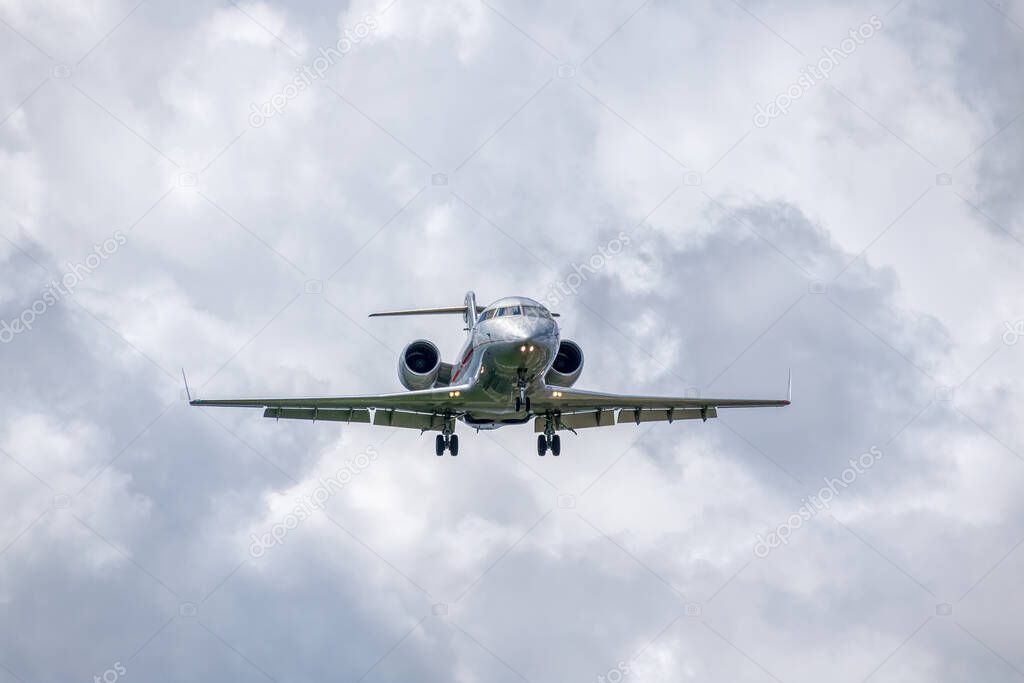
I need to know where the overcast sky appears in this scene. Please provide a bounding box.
[2,0,1024,681]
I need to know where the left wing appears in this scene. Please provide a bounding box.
[530,375,790,430]
[189,384,472,431]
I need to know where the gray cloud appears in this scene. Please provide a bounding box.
[2,0,1023,681]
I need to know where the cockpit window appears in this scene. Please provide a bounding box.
[522,305,551,320]
[482,304,544,321]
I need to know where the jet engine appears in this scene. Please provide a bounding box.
[545,340,584,387]
[399,340,442,390]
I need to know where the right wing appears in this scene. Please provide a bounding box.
[190,384,472,431]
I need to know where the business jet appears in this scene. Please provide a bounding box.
[187,291,790,456]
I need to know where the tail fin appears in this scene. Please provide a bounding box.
[464,291,478,329]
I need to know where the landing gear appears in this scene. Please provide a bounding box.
[436,421,458,456]
[536,433,560,456]
[537,414,560,456]
[515,369,530,413]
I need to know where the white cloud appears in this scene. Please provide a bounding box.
[1,0,1023,680]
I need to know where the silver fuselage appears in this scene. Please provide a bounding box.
[449,298,560,428]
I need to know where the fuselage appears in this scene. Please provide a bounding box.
[448,297,560,428]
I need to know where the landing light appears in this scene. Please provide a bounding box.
[520,345,527,352]
[529,345,535,352]
[448,390,461,398]
[552,390,563,398]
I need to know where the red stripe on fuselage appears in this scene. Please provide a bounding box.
[450,346,475,383]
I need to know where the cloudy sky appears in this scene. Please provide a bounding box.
[2,0,1024,680]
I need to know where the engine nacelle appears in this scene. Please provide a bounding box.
[545,340,584,387]
[399,339,441,390]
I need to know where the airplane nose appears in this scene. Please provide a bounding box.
[487,319,558,371]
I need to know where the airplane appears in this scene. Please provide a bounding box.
[187,291,790,456]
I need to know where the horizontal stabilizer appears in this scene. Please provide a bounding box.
[369,306,484,318]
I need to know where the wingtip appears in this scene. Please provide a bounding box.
[786,369,792,404]
[181,368,193,403]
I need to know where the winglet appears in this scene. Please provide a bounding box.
[786,369,792,404]
[182,369,194,404]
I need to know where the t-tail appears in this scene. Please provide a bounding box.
[368,290,482,330]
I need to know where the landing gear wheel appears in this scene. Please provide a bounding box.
[515,397,522,412]
[537,434,548,456]
[524,397,531,412]
[550,434,561,456]
[449,434,459,456]
[435,434,445,456]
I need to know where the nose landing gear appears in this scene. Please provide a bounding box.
[515,369,531,413]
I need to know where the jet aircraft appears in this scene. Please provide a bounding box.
[188,291,790,456]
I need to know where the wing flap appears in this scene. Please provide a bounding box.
[372,409,451,431]
[262,407,371,423]
[616,407,717,425]
[533,410,616,432]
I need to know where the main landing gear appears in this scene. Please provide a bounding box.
[435,433,459,456]
[537,433,560,456]
[537,414,560,456]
